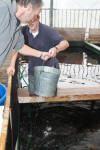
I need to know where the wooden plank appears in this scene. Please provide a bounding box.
[87,29,100,43]
[0,55,11,86]
[54,27,85,41]
[0,72,12,150]
[18,87,100,103]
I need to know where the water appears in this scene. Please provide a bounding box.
[19,47,100,150]
[19,102,100,150]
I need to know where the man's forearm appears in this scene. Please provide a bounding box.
[55,40,69,53]
[19,44,41,57]
[10,50,18,67]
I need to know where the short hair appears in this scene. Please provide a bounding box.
[16,0,43,7]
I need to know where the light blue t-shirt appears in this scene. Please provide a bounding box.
[0,0,24,66]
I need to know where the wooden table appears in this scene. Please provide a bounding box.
[18,86,100,103]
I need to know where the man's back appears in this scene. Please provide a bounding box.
[0,0,24,66]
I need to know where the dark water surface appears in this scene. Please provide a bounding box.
[19,47,100,150]
[20,102,100,150]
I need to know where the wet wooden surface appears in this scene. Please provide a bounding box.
[0,55,12,149]
[87,29,100,43]
[54,28,86,41]
[55,28,100,44]
[18,87,100,103]
[0,55,11,86]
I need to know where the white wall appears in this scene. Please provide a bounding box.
[42,0,50,8]
[43,0,100,9]
[41,0,100,38]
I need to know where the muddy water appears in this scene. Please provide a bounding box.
[19,47,100,150]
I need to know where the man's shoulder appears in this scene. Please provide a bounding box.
[40,23,55,32]
[0,0,11,8]
[0,0,12,17]
[0,0,11,28]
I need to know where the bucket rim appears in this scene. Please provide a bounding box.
[34,66,61,74]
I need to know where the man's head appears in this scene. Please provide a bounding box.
[16,0,42,23]
[28,15,40,32]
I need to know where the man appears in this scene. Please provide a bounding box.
[0,0,50,68]
[8,15,69,95]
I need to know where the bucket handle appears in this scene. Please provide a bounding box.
[42,57,57,68]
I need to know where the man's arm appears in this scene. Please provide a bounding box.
[19,44,51,60]
[19,44,42,57]
[7,44,51,75]
[7,50,18,75]
[49,40,69,57]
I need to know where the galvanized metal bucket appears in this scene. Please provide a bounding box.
[34,66,61,97]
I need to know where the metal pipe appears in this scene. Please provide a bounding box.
[50,0,53,27]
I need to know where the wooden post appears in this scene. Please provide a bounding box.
[0,72,12,150]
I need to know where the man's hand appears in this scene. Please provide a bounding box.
[40,52,51,60]
[7,66,15,76]
[48,47,57,57]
